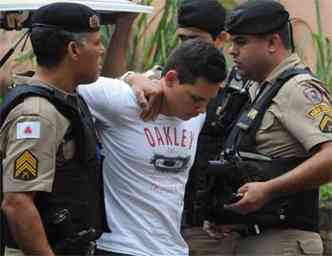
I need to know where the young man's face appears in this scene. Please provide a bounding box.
[75,31,104,84]
[228,34,272,82]
[166,77,220,120]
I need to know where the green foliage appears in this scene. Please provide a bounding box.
[320,184,332,202]
[15,48,35,65]
[128,0,179,71]
[313,0,332,201]
[313,0,332,91]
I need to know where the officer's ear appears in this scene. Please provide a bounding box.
[164,70,179,88]
[213,31,228,49]
[266,33,282,54]
[67,41,81,60]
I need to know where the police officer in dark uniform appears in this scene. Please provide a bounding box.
[176,0,251,233]
[205,1,332,255]
[0,3,110,255]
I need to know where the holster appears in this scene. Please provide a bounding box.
[53,228,98,255]
[204,155,305,226]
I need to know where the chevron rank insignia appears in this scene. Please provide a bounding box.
[14,150,38,181]
[319,114,332,133]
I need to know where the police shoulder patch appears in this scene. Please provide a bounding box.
[319,114,332,133]
[303,87,323,105]
[14,150,38,181]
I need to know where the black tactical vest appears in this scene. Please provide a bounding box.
[0,84,110,252]
[184,68,251,226]
[222,68,319,232]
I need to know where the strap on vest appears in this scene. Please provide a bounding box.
[223,68,310,159]
[0,84,86,162]
[0,84,78,127]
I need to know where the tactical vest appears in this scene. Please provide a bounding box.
[222,68,319,232]
[0,84,110,252]
[184,68,251,226]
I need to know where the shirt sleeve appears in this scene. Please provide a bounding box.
[1,97,69,192]
[275,78,332,152]
[78,76,138,127]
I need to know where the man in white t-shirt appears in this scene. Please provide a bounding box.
[78,39,227,256]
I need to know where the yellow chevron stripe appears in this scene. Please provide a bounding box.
[320,115,332,130]
[15,162,37,177]
[15,151,37,169]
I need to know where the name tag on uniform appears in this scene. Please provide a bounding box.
[16,121,41,139]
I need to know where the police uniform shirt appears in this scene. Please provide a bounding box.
[0,76,74,192]
[250,53,332,158]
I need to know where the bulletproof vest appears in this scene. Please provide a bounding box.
[0,84,110,250]
[201,67,251,139]
[223,68,319,232]
[184,68,251,226]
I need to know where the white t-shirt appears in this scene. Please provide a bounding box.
[78,77,206,256]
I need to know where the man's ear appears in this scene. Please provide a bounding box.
[267,33,280,54]
[67,41,80,60]
[164,70,178,87]
[214,31,228,49]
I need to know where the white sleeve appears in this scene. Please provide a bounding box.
[78,76,137,126]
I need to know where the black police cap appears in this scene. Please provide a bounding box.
[178,0,226,38]
[31,2,100,33]
[225,0,289,35]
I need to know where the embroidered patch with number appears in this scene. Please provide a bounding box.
[14,150,38,181]
[307,103,332,119]
[16,121,40,139]
[303,87,323,105]
[319,114,332,133]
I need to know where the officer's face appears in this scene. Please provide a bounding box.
[75,31,105,84]
[176,27,214,44]
[176,28,227,50]
[228,34,273,82]
[164,72,219,120]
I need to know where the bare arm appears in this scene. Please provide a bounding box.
[1,192,54,256]
[102,12,138,77]
[225,141,332,214]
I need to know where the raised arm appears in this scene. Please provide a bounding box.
[102,12,138,77]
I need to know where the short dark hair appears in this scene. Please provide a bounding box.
[30,28,87,68]
[256,23,292,50]
[275,23,292,50]
[162,39,227,85]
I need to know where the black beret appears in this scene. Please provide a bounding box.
[178,0,226,37]
[225,0,289,35]
[31,2,100,33]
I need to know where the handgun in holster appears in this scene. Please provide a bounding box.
[51,209,97,255]
[202,152,305,229]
